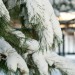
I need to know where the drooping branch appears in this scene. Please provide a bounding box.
[46,52,75,75]
[0,37,29,75]
[1,0,75,75]
[0,0,10,21]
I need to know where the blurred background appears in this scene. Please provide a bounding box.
[50,0,75,60]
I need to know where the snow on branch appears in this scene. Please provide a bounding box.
[0,0,10,21]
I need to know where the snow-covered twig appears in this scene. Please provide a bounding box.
[0,37,29,75]
[45,51,75,75]
[0,0,10,21]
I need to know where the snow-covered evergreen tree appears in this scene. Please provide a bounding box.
[0,0,75,75]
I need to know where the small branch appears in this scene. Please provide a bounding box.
[47,52,75,75]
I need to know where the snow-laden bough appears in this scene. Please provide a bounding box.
[0,0,10,21]
[24,0,62,50]
[0,0,75,75]
[0,37,29,75]
[23,38,75,75]
[23,39,49,75]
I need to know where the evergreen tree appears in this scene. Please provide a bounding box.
[0,0,75,75]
